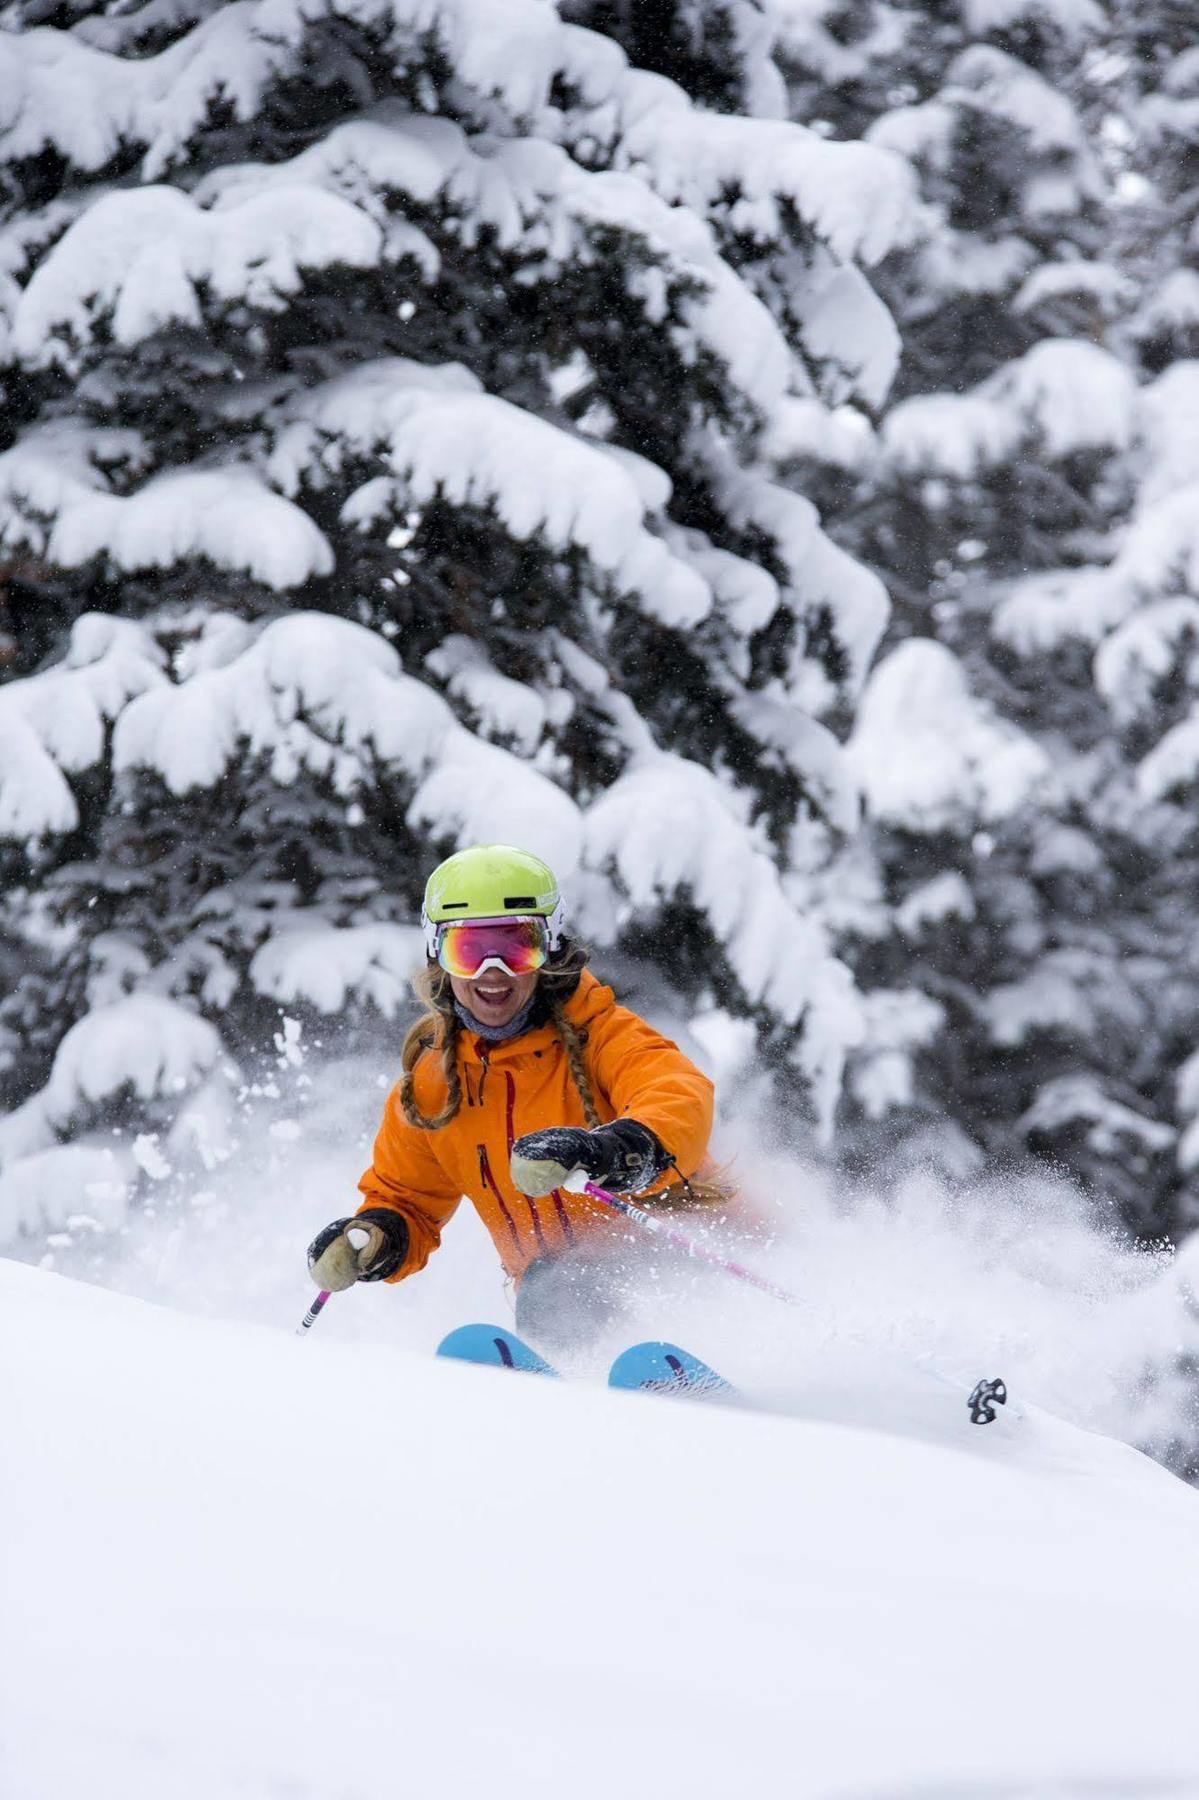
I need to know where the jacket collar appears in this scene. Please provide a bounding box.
[457,968,614,1065]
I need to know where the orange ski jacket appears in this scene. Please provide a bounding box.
[357,970,716,1283]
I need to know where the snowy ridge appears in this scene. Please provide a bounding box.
[3,1258,1199,1799]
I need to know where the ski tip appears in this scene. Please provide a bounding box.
[436,1323,559,1377]
[608,1341,736,1401]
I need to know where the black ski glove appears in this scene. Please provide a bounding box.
[510,1119,671,1199]
[307,1208,409,1290]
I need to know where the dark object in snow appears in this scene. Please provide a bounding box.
[968,1377,1008,1426]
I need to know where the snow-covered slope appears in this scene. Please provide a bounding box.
[3,1261,1198,1800]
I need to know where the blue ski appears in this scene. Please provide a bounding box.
[436,1322,560,1377]
[437,1326,736,1403]
[608,1340,737,1402]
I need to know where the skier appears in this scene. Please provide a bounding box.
[307,843,730,1348]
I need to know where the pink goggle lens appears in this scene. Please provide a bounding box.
[436,917,549,979]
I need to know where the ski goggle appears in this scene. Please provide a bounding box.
[435,916,550,980]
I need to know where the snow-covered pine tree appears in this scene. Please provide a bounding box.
[560,0,788,116]
[0,0,920,1250]
[762,0,1199,1231]
[975,3,1199,1233]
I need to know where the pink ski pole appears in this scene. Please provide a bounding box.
[568,1175,802,1308]
[296,1227,371,1335]
[296,1290,332,1335]
[571,1177,1009,1424]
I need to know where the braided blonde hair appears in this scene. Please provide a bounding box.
[398,964,464,1131]
[399,954,733,1210]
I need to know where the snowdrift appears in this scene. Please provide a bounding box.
[3,1259,1198,1800]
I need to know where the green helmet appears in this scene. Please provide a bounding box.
[421,844,566,957]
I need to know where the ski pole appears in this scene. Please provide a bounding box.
[295,1227,370,1336]
[570,1176,1008,1425]
[567,1175,804,1307]
[296,1290,332,1335]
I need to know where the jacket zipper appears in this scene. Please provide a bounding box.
[505,1071,547,1255]
[477,1143,521,1257]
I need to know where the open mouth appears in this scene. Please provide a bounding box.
[471,979,516,1014]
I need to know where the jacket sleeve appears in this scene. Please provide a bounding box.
[357,1079,463,1281]
[586,1005,714,1178]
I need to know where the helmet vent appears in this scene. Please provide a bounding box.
[504,895,536,908]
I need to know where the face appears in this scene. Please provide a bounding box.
[450,967,539,1030]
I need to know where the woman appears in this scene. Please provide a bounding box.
[307,842,728,1346]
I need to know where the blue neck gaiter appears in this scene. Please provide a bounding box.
[453,994,539,1043]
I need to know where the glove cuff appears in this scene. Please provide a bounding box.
[352,1207,410,1281]
[589,1119,671,1193]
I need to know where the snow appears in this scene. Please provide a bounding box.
[729,697,860,835]
[0,423,332,592]
[0,994,223,1173]
[13,183,382,366]
[867,98,956,172]
[774,0,912,89]
[993,566,1131,656]
[983,361,1199,662]
[585,751,865,1131]
[983,966,1096,1047]
[1112,487,1199,606]
[1095,598,1199,725]
[1133,269,1199,341]
[196,109,800,422]
[1137,706,1199,804]
[1178,1049,1199,1173]
[849,987,946,1119]
[1138,361,1199,507]
[919,230,1036,298]
[762,396,875,472]
[712,455,889,697]
[250,922,425,1016]
[425,635,548,753]
[896,870,977,936]
[112,612,583,870]
[794,255,901,409]
[0,1,922,271]
[3,1255,1199,1799]
[0,1143,133,1243]
[0,611,164,838]
[270,359,713,630]
[888,340,1137,478]
[961,0,1106,37]
[847,640,1049,833]
[984,338,1137,458]
[884,391,1020,479]
[573,68,922,268]
[1015,257,1134,316]
[1020,1075,1176,1155]
[54,467,336,590]
[948,45,1090,159]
